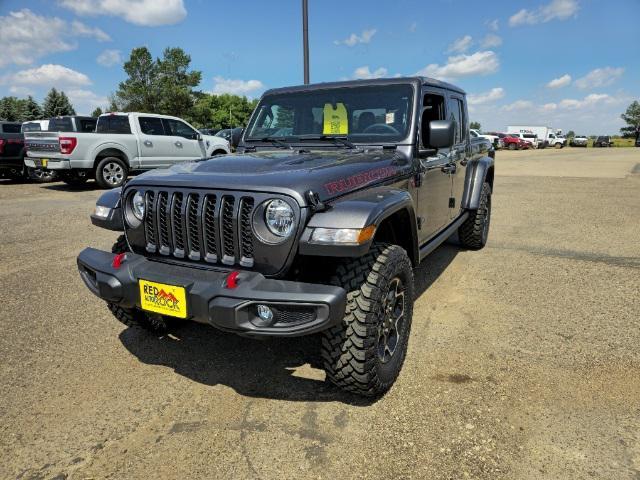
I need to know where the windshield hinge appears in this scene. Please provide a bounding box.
[306,190,328,212]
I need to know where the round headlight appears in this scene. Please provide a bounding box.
[264,199,295,237]
[131,190,145,220]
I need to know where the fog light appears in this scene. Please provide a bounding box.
[257,304,274,322]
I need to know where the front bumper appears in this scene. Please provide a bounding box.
[77,248,347,337]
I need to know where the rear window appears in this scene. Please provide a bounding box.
[48,117,74,132]
[2,123,21,133]
[139,117,165,135]
[21,122,41,132]
[97,115,131,134]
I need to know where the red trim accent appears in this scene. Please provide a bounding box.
[225,271,240,289]
[112,253,126,269]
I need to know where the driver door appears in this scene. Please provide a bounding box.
[416,90,454,244]
[162,119,205,164]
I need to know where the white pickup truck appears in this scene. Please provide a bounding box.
[25,112,231,188]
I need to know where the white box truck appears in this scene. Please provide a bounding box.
[507,126,566,149]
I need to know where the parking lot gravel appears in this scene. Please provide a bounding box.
[1,147,639,479]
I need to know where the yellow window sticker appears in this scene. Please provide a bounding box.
[323,103,348,135]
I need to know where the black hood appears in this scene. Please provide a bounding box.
[127,149,413,206]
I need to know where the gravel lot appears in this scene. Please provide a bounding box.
[1,148,639,480]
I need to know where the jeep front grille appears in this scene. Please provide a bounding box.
[143,189,255,268]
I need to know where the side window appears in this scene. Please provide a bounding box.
[3,123,21,133]
[139,117,165,135]
[163,119,198,139]
[421,92,445,149]
[79,119,96,132]
[447,97,464,145]
[96,116,131,134]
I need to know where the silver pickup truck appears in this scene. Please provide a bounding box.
[25,112,230,188]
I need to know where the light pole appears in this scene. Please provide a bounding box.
[302,0,309,84]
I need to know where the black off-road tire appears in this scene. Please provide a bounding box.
[95,157,128,189]
[107,235,168,332]
[458,182,492,250]
[321,243,414,397]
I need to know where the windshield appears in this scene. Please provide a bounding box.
[245,84,414,144]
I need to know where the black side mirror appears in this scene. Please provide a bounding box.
[195,132,203,141]
[231,128,244,149]
[428,120,455,149]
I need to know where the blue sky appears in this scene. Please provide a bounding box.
[0,0,638,134]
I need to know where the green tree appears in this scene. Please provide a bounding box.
[0,96,21,121]
[43,88,76,117]
[22,96,43,121]
[620,100,640,138]
[190,93,257,129]
[91,106,103,117]
[470,121,481,130]
[566,130,575,139]
[113,46,201,117]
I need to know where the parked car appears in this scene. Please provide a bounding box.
[503,134,531,150]
[470,129,503,149]
[0,121,26,180]
[25,113,231,188]
[77,76,495,397]
[47,115,97,133]
[510,132,538,148]
[570,135,588,147]
[21,119,50,132]
[507,126,559,148]
[546,132,567,148]
[593,136,613,147]
[635,137,640,147]
[198,128,219,136]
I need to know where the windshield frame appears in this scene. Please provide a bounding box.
[244,82,418,147]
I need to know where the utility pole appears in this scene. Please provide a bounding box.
[302,0,309,84]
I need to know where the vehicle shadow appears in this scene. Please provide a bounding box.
[41,182,99,192]
[118,241,459,404]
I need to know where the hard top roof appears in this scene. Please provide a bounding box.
[262,76,466,96]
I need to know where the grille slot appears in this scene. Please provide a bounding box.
[139,189,260,269]
[203,194,218,263]
[239,197,255,267]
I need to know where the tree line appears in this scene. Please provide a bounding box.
[2,45,637,135]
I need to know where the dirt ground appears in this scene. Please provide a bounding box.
[1,147,639,480]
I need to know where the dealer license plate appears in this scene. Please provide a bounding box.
[139,279,187,318]
[35,158,48,167]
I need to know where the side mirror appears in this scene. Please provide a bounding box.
[196,133,203,141]
[428,119,455,149]
[231,128,244,149]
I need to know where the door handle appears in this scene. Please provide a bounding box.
[175,141,183,147]
[144,140,152,147]
[441,163,456,174]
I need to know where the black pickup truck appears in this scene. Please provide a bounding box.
[77,77,494,396]
[0,121,26,180]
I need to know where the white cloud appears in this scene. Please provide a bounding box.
[71,20,110,41]
[67,89,108,114]
[1,64,91,88]
[481,34,502,48]
[211,76,265,96]
[352,66,388,79]
[0,9,74,67]
[547,74,572,88]
[574,67,624,89]
[334,29,377,47]
[97,49,122,67]
[509,0,579,26]
[446,35,473,54]
[416,51,499,80]
[542,103,558,111]
[558,93,621,109]
[9,85,35,96]
[58,0,187,26]
[486,19,499,31]
[468,87,505,106]
[502,100,535,112]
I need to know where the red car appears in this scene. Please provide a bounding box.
[503,134,531,150]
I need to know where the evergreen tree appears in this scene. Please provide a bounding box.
[0,96,20,121]
[43,88,76,117]
[22,96,43,121]
[470,121,481,130]
[91,106,103,117]
[620,100,640,137]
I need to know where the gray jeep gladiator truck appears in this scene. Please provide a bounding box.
[77,77,494,396]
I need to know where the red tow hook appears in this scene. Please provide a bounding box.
[225,270,240,289]
[112,253,126,269]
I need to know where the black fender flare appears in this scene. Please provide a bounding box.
[460,155,494,210]
[298,186,418,262]
[90,187,124,231]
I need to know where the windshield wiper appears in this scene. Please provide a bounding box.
[298,135,357,149]
[259,136,293,149]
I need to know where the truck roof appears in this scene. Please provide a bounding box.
[262,76,466,96]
